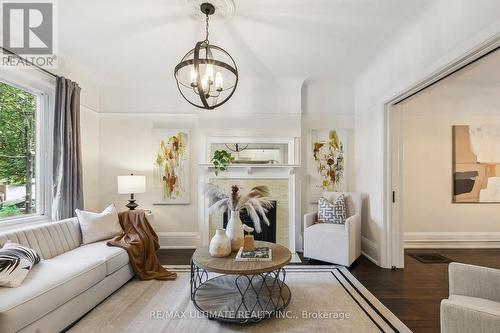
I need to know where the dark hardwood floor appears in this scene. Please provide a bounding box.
[157,248,500,333]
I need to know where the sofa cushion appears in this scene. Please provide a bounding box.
[305,222,346,235]
[0,218,81,259]
[0,257,105,333]
[55,241,129,276]
[448,295,500,316]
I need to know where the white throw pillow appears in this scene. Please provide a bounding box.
[75,204,122,244]
[0,241,41,288]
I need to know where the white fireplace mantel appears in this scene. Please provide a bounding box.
[198,164,301,176]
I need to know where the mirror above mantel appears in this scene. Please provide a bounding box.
[203,136,299,166]
[211,142,288,165]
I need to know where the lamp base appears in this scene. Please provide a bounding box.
[126,200,138,210]
[126,193,138,210]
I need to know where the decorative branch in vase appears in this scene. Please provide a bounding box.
[204,183,274,251]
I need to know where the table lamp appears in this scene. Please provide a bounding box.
[117,174,146,210]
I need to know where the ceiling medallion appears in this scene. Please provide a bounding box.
[174,2,238,110]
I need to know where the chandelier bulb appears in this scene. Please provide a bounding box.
[215,72,223,91]
[206,64,214,84]
[190,67,198,87]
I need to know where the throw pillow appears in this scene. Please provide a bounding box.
[318,195,347,224]
[0,242,40,288]
[75,204,122,244]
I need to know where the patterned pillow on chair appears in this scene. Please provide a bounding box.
[318,195,347,224]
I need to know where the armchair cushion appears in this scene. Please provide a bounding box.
[318,195,347,224]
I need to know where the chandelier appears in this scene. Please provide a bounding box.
[224,143,248,152]
[174,3,238,110]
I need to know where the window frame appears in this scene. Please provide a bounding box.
[0,70,55,229]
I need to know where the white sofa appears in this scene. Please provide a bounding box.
[303,192,362,266]
[0,218,134,333]
[441,263,500,333]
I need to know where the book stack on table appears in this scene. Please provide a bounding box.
[235,247,272,262]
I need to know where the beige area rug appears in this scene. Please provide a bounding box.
[68,266,410,333]
[290,253,301,263]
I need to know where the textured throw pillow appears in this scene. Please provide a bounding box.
[318,195,347,224]
[0,242,40,288]
[75,204,122,244]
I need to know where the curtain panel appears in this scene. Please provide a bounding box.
[52,77,84,220]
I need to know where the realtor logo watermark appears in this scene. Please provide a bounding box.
[1,0,57,68]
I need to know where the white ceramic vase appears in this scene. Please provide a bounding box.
[209,229,231,257]
[225,210,244,251]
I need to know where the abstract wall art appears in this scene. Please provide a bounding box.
[308,129,347,203]
[152,129,190,204]
[452,125,500,203]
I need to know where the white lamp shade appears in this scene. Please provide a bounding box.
[117,175,146,194]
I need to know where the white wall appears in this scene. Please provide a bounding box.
[99,77,303,114]
[96,112,302,246]
[400,54,500,242]
[98,114,198,233]
[90,78,355,249]
[57,58,103,212]
[354,0,500,266]
[80,106,100,211]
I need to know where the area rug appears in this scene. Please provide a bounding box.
[290,252,302,263]
[68,266,410,333]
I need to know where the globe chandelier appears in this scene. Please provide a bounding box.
[174,3,238,110]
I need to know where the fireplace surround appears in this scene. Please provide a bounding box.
[198,136,301,252]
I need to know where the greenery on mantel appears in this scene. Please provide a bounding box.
[211,150,234,176]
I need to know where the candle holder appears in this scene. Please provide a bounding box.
[243,234,256,252]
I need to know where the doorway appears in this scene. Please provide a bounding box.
[385,40,500,268]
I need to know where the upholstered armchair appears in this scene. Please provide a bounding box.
[303,192,362,266]
[441,263,500,333]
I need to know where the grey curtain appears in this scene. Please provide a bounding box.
[52,77,84,220]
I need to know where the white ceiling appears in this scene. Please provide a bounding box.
[58,0,433,87]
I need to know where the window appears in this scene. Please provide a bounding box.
[0,77,52,224]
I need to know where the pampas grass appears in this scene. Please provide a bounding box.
[204,183,274,233]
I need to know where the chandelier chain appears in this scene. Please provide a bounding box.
[204,13,210,43]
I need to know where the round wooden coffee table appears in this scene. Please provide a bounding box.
[190,241,292,323]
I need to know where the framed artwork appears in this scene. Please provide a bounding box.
[307,129,348,203]
[152,129,190,204]
[452,125,500,203]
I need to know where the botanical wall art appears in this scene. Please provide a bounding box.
[152,129,190,204]
[308,129,347,203]
[453,125,500,203]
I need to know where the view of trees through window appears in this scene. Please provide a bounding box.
[0,81,37,219]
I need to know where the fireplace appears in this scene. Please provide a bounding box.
[200,136,299,251]
[222,200,277,243]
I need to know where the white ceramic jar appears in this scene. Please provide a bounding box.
[209,228,232,257]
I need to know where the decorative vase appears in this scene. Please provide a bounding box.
[226,210,244,251]
[209,229,231,257]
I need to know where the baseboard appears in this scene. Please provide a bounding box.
[157,232,200,249]
[361,236,379,266]
[404,232,500,249]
